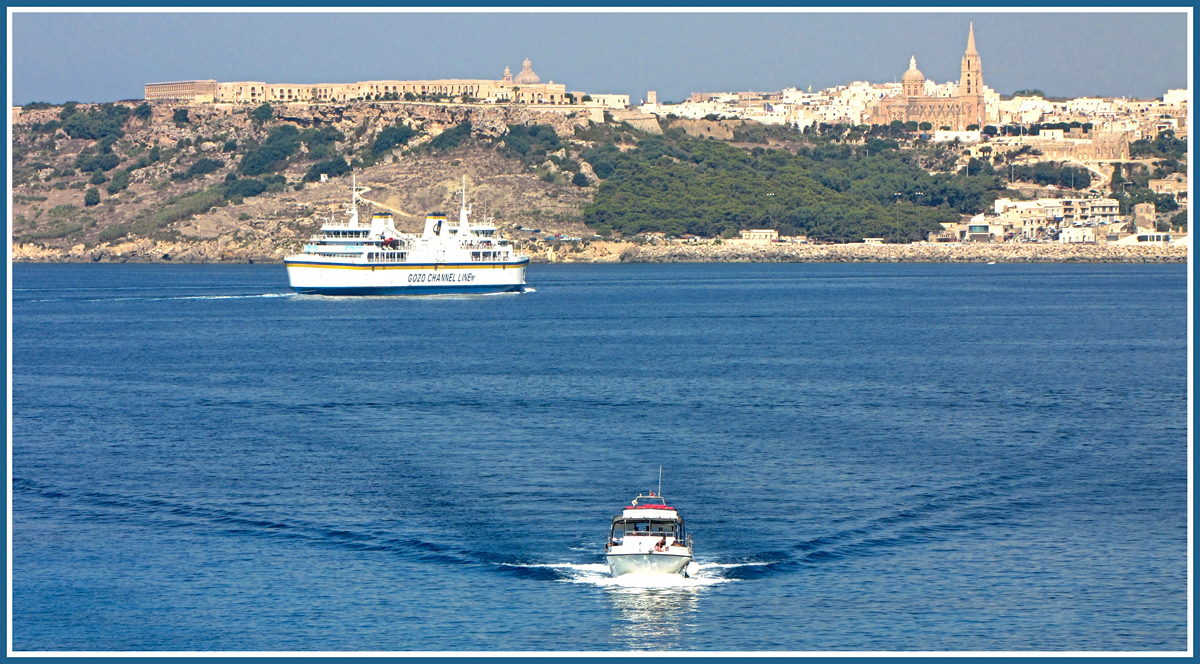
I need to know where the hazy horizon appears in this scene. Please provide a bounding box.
[10,10,1191,106]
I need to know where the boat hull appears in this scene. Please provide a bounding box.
[606,552,692,577]
[285,260,528,296]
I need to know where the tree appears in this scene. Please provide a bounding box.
[105,169,129,194]
[919,122,932,132]
[240,124,301,175]
[133,103,152,121]
[62,103,131,141]
[84,187,100,206]
[429,121,472,150]
[572,172,589,186]
[966,124,980,131]
[250,102,273,124]
[172,108,190,124]
[58,102,79,121]
[371,124,416,156]
[1110,162,1125,194]
[223,177,268,199]
[982,125,998,136]
[304,158,351,182]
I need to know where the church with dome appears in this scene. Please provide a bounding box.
[868,24,990,131]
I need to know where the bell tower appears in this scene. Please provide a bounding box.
[958,23,985,129]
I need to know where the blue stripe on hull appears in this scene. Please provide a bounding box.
[284,260,531,270]
[294,284,525,296]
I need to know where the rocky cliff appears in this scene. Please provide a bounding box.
[12,101,597,262]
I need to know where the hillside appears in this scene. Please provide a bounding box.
[12,101,598,262]
[15,99,1177,263]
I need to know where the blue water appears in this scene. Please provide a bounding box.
[11,262,1188,651]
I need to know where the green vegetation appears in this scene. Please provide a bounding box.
[251,103,273,124]
[76,151,121,173]
[14,203,95,242]
[240,125,345,175]
[429,121,472,151]
[304,158,351,182]
[300,126,345,160]
[222,173,285,200]
[29,119,61,134]
[1004,161,1093,190]
[1012,89,1045,98]
[133,103,152,121]
[240,125,301,175]
[61,103,131,141]
[499,124,562,164]
[583,130,1004,242]
[371,124,416,156]
[1131,130,1187,161]
[100,188,225,242]
[84,188,100,206]
[172,108,190,124]
[1109,161,1181,215]
[22,101,54,111]
[172,157,223,181]
[106,169,130,194]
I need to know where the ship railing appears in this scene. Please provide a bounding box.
[608,533,692,548]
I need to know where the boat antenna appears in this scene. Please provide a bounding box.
[658,465,662,498]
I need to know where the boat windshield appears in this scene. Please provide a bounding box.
[612,519,679,536]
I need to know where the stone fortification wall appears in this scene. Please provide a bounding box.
[536,241,1188,264]
[14,239,1187,265]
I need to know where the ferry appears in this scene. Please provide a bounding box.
[285,177,529,295]
[605,491,699,578]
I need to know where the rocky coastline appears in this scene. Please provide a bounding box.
[13,238,1187,264]
[559,240,1189,264]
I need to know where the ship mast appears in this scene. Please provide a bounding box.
[458,175,473,239]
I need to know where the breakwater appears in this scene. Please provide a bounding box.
[12,238,1187,264]
[540,240,1188,264]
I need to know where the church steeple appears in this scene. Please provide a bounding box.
[958,23,985,129]
[960,23,983,97]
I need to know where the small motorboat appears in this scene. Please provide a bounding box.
[605,491,699,578]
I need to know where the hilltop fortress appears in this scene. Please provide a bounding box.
[145,58,619,108]
[138,25,1186,156]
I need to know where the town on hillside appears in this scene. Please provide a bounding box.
[10,24,1188,262]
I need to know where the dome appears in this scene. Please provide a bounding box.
[902,55,925,83]
[513,58,541,85]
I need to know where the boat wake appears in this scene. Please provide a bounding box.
[16,292,293,304]
[498,562,732,588]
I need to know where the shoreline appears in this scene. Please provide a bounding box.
[11,239,1188,264]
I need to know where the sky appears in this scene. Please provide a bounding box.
[8,10,1191,106]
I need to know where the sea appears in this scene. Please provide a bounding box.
[10,262,1189,652]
